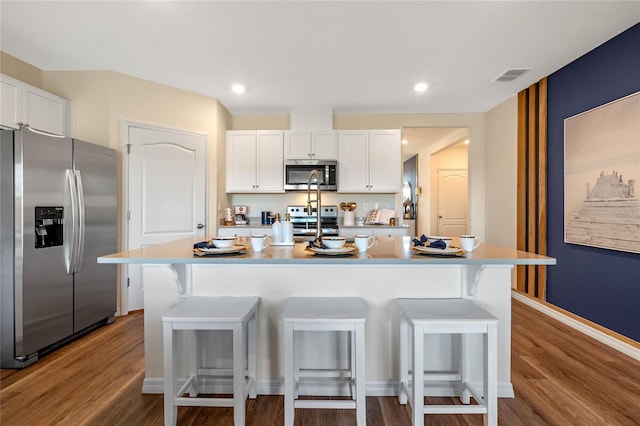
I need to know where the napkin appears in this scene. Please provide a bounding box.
[412,235,447,249]
[427,239,447,249]
[193,241,212,249]
[307,238,329,249]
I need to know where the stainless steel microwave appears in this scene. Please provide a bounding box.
[284,160,337,191]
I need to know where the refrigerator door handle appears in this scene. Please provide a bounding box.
[66,169,79,274]
[74,170,86,272]
[23,124,66,139]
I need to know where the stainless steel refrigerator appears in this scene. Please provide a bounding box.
[1,126,117,368]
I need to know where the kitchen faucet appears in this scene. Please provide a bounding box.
[306,169,322,240]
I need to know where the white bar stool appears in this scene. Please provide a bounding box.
[282,297,367,426]
[162,296,259,426]
[397,298,498,426]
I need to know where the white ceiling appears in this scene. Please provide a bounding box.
[1,1,639,115]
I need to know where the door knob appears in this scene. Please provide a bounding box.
[197,223,204,229]
[438,215,443,219]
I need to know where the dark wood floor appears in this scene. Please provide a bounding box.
[2,298,639,425]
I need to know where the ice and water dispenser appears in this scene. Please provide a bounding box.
[34,207,64,248]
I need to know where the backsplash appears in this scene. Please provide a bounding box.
[228,193,399,223]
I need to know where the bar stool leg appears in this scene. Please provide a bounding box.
[163,322,177,426]
[283,322,295,426]
[485,323,498,426]
[398,315,409,405]
[233,323,246,426]
[350,330,356,400]
[460,333,471,404]
[355,322,366,426]
[187,330,199,397]
[411,325,425,426]
[248,309,257,399]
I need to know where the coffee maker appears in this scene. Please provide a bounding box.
[234,205,249,225]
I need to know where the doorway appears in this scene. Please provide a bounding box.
[401,127,469,237]
[121,122,207,313]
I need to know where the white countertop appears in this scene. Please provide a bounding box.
[98,236,555,266]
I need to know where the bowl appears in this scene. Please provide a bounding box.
[210,236,237,248]
[322,236,347,249]
[426,236,452,247]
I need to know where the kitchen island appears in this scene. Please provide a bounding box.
[99,236,555,397]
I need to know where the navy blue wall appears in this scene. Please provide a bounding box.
[547,23,640,341]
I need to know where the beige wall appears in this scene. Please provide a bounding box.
[232,114,289,130]
[484,95,518,248]
[1,51,44,89]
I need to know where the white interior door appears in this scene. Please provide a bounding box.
[436,169,468,236]
[124,123,207,312]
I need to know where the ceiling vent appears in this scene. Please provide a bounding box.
[493,68,532,82]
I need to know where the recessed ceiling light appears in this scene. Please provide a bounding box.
[231,84,246,94]
[414,82,428,93]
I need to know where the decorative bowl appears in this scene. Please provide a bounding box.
[210,236,237,248]
[322,236,347,249]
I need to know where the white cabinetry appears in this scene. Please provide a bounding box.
[340,227,408,238]
[1,74,21,129]
[217,227,274,237]
[339,228,372,238]
[372,227,408,237]
[338,129,401,193]
[226,130,284,193]
[0,74,70,136]
[285,130,336,160]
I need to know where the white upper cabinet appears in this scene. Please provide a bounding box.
[337,131,369,192]
[285,130,337,160]
[367,130,402,192]
[338,129,401,193]
[226,130,284,193]
[0,74,71,136]
[1,74,21,129]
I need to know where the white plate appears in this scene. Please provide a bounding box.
[195,245,249,255]
[411,245,465,256]
[306,245,357,255]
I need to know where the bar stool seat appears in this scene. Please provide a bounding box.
[162,296,259,426]
[397,298,498,426]
[283,297,367,426]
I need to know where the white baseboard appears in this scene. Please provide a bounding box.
[511,291,640,362]
[142,378,514,398]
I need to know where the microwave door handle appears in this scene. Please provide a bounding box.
[325,165,329,186]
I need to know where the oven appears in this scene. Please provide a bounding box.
[284,160,337,191]
[287,205,339,238]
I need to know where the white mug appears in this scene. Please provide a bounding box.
[251,234,271,252]
[354,234,375,253]
[459,235,481,252]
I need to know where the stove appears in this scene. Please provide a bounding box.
[287,205,339,237]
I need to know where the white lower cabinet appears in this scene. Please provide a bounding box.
[372,228,408,237]
[1,73,71,136]
[340,227,408,238]
[339,228,373,238]
[217,227,273,237]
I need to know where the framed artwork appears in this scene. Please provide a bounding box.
[564,91,640,254]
